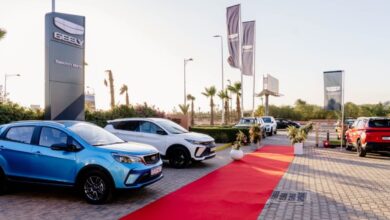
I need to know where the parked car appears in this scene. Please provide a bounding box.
[234,117,266,138]
[345,117,390,157]
[260,116,277,136]
[0,121,163,204]
[335,118,356,140]
[105,118,216,168]
[276,118,301,129]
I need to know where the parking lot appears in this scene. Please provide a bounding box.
[0,133,389,220]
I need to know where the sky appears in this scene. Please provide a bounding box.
[0,0,389,112]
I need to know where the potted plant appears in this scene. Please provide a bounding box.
[287,126,307,155]
[249,125,262,149]
[230,130,246,160]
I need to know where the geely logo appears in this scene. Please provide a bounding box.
[54,17,84,35]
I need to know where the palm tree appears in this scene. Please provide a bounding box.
[104,70,115,109]
[0,28,6,41]
[202,86,217,125]
[228,81,242,120]
[218,90,230,125]
[187,94,196,126]
[178,104,190,115]
[119,84,129,106]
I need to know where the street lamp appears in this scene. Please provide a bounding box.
[213,35,225,124]
[184,58,193,105]
[4,74,20,102]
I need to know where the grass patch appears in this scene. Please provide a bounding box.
[215,143,233,152]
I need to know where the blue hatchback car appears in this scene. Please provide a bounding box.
[0,121,163,204]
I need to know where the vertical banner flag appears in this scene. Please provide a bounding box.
[226,4,241,68]
[241,21,255,75]
[323,71,343,111]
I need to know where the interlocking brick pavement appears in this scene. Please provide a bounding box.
[259,137,390,220]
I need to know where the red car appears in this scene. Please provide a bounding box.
[345,117,390,157]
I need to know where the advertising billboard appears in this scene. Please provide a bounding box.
[323,71,343,111]
[45,12,85,120]
[263,74,279,95]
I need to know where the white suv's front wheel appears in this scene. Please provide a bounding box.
[169,147,191,169]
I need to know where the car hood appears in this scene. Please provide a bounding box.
[98,142,158,156]
[176,132,214,142]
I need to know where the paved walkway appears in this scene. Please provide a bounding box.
[259,141,390,220]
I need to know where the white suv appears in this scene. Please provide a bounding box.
[260,116,277,136]
[104,118,216,168]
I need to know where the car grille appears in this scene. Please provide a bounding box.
[143,153,160,165]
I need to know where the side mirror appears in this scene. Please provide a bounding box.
[156,130,167,135]
[51,143,78,152]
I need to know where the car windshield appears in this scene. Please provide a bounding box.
[156,119,188,134]
[67,122,125,146]
[238,118,256,124]
[262,117,272,123]
[368,119,390,128]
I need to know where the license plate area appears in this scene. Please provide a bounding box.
[151,166,162,176]
[382,137,390,141]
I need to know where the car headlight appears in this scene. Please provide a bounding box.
[112,153,143,163]
[185,139,202,145]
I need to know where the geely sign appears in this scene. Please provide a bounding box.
[45,12,85,120]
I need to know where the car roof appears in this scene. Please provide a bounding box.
[2,120,88,129]
[107,117,165,123]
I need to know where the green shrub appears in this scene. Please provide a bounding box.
[86,103,165,127]
[0,103,43,125]
[189,126,250,143]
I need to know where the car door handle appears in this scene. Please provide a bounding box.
[0,145,4,151]
[34,151,42,155]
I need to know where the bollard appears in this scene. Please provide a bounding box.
[326,130,330,141]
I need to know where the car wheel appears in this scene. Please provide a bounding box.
[79,170,113,204]
[345,142,353,151]
[0,170,8,195]
[356,140,366,157]
[269,128,273,136]
[274,129,277,135]
[169,147,191,169]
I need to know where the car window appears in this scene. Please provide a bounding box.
[357,120,366,129]
[369,119,390,128]
[39,127,68,147]
[139,121,161,134]
[5,126,35,144]
[114,121,140,132]
[262,117,272,123]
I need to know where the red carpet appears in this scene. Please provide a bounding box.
[121,145,294,220]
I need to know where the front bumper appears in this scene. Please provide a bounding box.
[193,142,217,161]
[112,160,163,189]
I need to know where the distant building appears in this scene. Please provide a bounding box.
[85,92,96,111]
[30,105,41,110]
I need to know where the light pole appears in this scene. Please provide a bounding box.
[184,58,193,105]
[213,35,225,124]
[4,74,20,102]
[227,79,232,123]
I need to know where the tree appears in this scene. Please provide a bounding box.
[227,81,242,120]
[119,84,129,106]
[178,104,190,115]
[217,89,230,125]
[202,86,217,125]
[187,94,196,126]
[104,70,115,109]
[0,28,6,41]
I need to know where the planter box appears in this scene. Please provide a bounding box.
[294,142,303,155]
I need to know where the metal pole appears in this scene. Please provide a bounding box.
[184,60,186,105]
[220,37,225,124]
[241,73,244,117]
[4,75,7,102]
[52,0,55,12]
[341,70,345,151]
[252,21,256,116]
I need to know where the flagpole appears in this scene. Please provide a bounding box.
[252,22,256,116]
[239,5,244,118]
[340,70,345,151]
